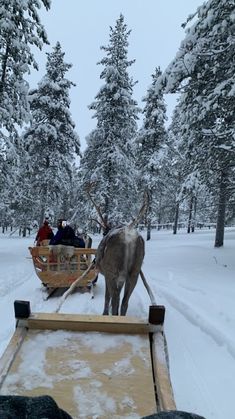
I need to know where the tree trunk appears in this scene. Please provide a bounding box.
[214,169,228,247]
[173,201,179,234]
[191,197,197,233]
[39,206,45,227]
[0,41,10,97]
[146,190,152,241]
[146,219,151,241]
[187,195,193,233]
[157,195,162,229]
[40,184,49,225]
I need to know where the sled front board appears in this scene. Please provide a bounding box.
[0,314,161,418]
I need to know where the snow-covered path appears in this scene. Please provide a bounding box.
[0,228,234,419]
[145,230,235,419]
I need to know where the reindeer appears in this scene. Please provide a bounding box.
[55,188,156,316]
[87,185,147,315]
[96,226,145,315]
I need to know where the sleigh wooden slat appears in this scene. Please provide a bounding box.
[29,245,98,288]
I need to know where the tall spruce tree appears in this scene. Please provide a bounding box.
[0,0,50,229]
[166,105,187,234]
[80,14,139,225]
[137,67,167,239]
[0,0,50,136]
[21,42,80,224]
[156,0,235,247]
[167,101,201,234]
[166,102,217,234]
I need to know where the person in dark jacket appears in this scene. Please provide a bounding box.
[61,223,76,246]
[0,395,72,419]
[49,219,83,247]
[73,231,86,248]
[35,218,54,246]
[49,219,67,245]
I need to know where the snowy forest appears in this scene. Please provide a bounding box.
[0,0,234,248]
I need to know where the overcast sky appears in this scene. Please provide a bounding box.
[31,0,204,151]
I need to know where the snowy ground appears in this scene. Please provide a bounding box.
[0,227,234,419]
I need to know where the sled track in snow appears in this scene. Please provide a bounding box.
[0,270,35,298]
[157,283,235,360]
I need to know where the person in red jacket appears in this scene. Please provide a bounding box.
[35,218,54,246]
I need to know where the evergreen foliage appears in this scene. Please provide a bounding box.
[0,0,50,137]
[0,2,234,239]
[137,67,167,238]
[80,14,140,225]
[20,42,80,224]
[0,0,50,229]
[156,0,235,245]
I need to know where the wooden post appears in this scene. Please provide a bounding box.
[148,305,165,325]
[14,300,31,319]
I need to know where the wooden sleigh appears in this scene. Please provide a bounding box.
[28,243,98,291]
[0,301,176,419]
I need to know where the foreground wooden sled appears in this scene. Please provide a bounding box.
[0,302,176,418]
[29,245,98,290]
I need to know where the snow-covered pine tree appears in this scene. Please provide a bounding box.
[78,129,104,226]
[165,104,187,234]
[167,101,201,234]
[0,0,50,229]
[80,14,139,225]
[0,132,30,230]
[137,67,167,239]
[156,0,235,247]
[21,42,80,224]
[0,0,50,136]
[0,132,19,231]
[167,102,217,234]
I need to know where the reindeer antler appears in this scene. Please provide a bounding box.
[86,182,109,231]
[89,218,106,229]
[128,191,149,228]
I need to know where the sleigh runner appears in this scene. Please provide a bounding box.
[29,244,98,289]
[0,301,176,418]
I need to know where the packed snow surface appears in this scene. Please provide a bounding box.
[0,227,234,419]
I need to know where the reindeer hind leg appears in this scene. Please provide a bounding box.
[120,238,144,316]
[111,288,121,315]
[103,282,111,315]
[120,273,138,316]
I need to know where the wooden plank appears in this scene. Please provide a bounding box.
[0,329,157,418]
[0,326,27,389]
[38,269,97,288]
[30,247,97,257]
[26,313,150,334]
[151,331,176,411]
